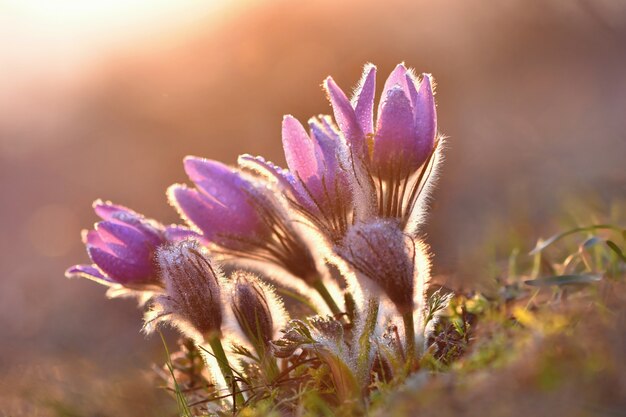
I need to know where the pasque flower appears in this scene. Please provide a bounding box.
[230,271,286,349]
[168,157,344,315]
[147,240,224,338]
[147,240,243,404]
[325,63,436,179]
[281,115,353,241]
[65,200,197,289]
[168,157,319,280]
[324,63,441,234]
[338,218,432,363]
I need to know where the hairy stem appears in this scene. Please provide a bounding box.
[312,279,342,317]
[207,335,245,406]
[402,311,416,367]
[357,298,380,386]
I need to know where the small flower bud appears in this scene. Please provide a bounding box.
[148,240,223,339]
[338,219,416,314]
[230,271,286,348]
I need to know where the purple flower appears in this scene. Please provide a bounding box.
[281,115,353,241]
[325,63,437,180]
[169,157,272,249]
[66,200,198,288]
[169,157,320,283]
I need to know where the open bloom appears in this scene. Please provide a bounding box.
[281,115,353,241]
[324,63,442,235]
[239,115,353,244]
[65,200,197,290]
[325,63,436,180]
[168,157,320,282]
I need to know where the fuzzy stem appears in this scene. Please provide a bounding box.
[402,311,416,367]
[357,298,380,386]
[207,335,245,406]
[311,279,342,317]
[253,340,280,382]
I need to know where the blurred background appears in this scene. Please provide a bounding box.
[1,0,624,415]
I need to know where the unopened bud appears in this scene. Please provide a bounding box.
[147,240,223,339]
[338,219,416,314]
[230,272,275,347]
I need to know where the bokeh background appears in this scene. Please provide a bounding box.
[1,0,625,415]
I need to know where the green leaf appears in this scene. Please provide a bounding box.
[524,274,602,287]
[606,240,626,262]
[529,224,623,255]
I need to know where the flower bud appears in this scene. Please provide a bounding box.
[230,271,275,348]
[338,219,416,314]
[148,240,223,338]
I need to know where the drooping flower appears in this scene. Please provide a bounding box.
[324,63,442,235]
[337,219,420,315]
[65,200,198,291]
[145,240,224,339]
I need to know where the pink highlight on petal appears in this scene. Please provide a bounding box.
[378,63,411,120]
[324,76,364,153]
[282,115,323,191]
[373,86,418,176]
[92,199,136,220]
[353,64,377,135]
[413,73,437,157]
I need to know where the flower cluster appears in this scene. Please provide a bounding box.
[66,62,444,414]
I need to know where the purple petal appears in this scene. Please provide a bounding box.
[282,115,323,187]
[377,64,412,119]
[164,224,202,242]
[308,116,341,158]
[65,264,114,285]
[413,73,437,158]
[238,154,297,193]
[95,221,153,262]
[184,157,252,209]
[85,229,109,252]
[92,200,164,246]
[324,76,365,154]
[92,199,137,220]
[353,64,377,135]
[372,86,419,177]
[168,184,264,242]
[87,246,154,284]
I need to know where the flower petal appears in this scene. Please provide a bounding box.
[65,264,114,285]
[92,199,137,220]
[87,246,153,283]
[238,154,297,193]
[164,224,202,242]
[282,115,323,187]
[353,64,377,135]
[413,73,437,158]
[372,86,418,177]
[184,157,252,209]
[168,183,264,242]
[324,76,364,154]
[95,221,154,262]
[377,63,412,121]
